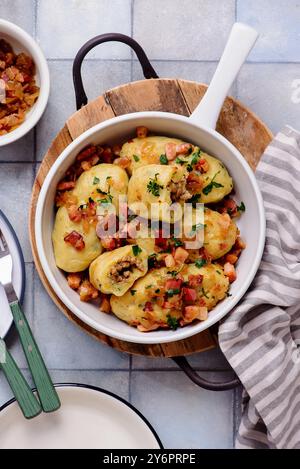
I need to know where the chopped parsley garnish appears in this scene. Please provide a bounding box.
[146,284,153,289]
[133,154,140,162]
[175,157,185,165]
[97,188,106,195]
[186,164,193,172]
[148,253,157,269]
[166,288,181,297]
[201,287,209,299]
[195,258,207,269]
[202,172,224,195]
[216,270,222,275]
[167,314,179,330]
[167,270,179,277]
[131,290,137,296]
[173,238,184,247]
[88,197,94,204]
[160,154,168,165]
[128,213,138,222]
[191,222,206,234]
[106,176,111,180]
[147,173,163,197]
[237,201,246,212]
[98,193,113,204]
[93,176,100,185]
[189,194,201,205]
[132,245,142,256]
[190,148,201,166]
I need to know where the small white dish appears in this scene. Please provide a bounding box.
[0,19,50,147]
[0,384,163,449]
[0,209,25,339]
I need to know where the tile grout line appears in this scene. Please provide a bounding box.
[43,58,300,65]
[33,0,38,39]
[13,367,233,373]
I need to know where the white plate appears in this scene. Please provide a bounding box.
[0,209,25,339]
[0,384,162,449]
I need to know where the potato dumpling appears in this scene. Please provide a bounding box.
[52,206,102,272]
[127,164,187,223]
[171,151,233,203]
[183,208,238,260]
[120,136,184,174]
[110,264,229,328]
[73,163,128,210]
[196,153,233,203]
[89,244,148,296]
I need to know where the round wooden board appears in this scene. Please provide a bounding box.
[29,78,273,358]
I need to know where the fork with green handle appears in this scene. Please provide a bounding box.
[0,229,61,413]
[0,338,42,418]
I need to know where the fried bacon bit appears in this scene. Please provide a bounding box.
[67,272,82,290]
[101,237,117,251]
[99,295,111,313]
[101,146,113,163]
[0,40,40,136]
[112,144,122,157]
[165,278,183,290]
[224,262,237,283]
[186,172,203,193]
[235,237,246,250]
[182,287,197,303]
[143,301,154,312]
[76,145,98,161]
[225,253,238,265]
[57,181,76,191]
[113,156,131,169]
[165,142,177,161]
[136,126,149,138]
[195,158,209,173]
[78,280,99,302]
[80,154,100,171]
[67,204,82,222]
[176,143,193,155]
[188,274,203,288]
[183,305,208,323]
[56,191,78,208]
[174,247,189,264]
[217,198,239,217]
[64,231,85,251]
[155,230,169,251]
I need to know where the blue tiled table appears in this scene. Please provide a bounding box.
[0,0,299,449]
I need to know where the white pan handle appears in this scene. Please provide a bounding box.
[189,23,258,129]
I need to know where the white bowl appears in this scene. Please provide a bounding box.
[35,112,266,344]
[0,19,50,147]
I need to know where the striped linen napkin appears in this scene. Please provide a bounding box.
[219,126,300,449]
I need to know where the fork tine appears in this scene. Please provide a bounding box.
[0,229,9,253]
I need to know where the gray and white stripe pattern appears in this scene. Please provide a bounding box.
[219,126,300,449]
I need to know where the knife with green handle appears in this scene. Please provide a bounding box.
[0,229,61,413]
[0,338,42,419]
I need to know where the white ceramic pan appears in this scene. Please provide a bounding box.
[35,23,265,345]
